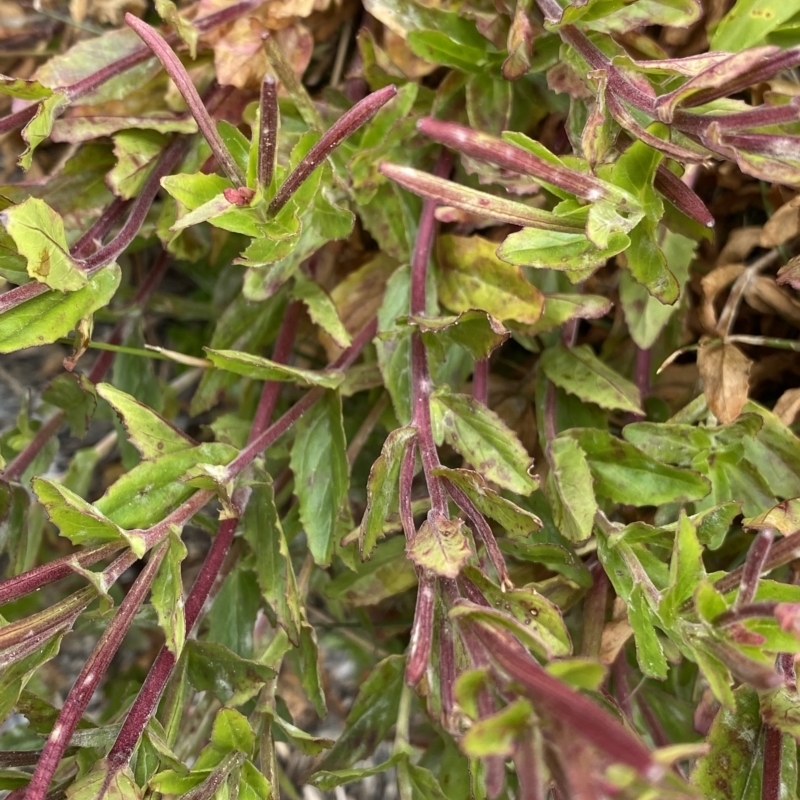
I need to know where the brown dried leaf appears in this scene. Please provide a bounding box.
[717,227,762,265]
[761,195,800,248]
[773,388,800,426]
[697,340,752,424]
[743,275,800,326]
[599,598,633,666]
[699,263,745,334]
[777,255,800,291]
[211,17,313,90]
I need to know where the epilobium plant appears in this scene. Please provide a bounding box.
[3,0,800,797]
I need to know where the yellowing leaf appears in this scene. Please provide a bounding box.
[407,514,473,579]
[436,234,544,325]
[0,198,86,291]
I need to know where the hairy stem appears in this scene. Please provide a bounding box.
[258,75,279,191]
[125,15,245,187]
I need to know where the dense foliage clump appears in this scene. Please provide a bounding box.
[5,0,800,797]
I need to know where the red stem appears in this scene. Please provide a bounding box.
[473,358,488,405]
[24,542,167,800]
[258,76,278,191]
[737,529,774,607]
[268,85,398,215]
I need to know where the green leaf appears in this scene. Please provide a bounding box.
[627,583,668,679]
[151,530,187,657]
[328,536,418,606]
[271,714,333,755]
[623,219,679,304]
[185,640,275,705]
[660,511,705,624]
[407,514,473,579]
[0,263,120,354]
[431,467,542,538]
[450,596,571,661]
[291,273,352,348]
[466,73,512,135]
[712,0,800,50]
[42,372,97,438]
[497,227,630,277]
[0,198,85,290]
[408,30,488,73]
[32,477,146,556]
[546,436,598,543]
[97,383,194,460]
[317,655,405,771]
[109,130,167,200]
[742,400,800,500]
[462,699,533,758]
[410,311,510,360]
[691,687,772,797]
[567,428,711,505]
[436,235,544,325]
[620,230,695,349]
[243,470,302,645]
[398,761,450,800]
[211,707,255,755]
[94,443,237,529]
[293,621,327,717]
[238,759,271,800]
[19,93,70,171]
[208,567,260,658]
[205,348,344,388]
[290,391,349,566]
[461,567,572,659]
[65,760,142,800]
[360,426,417,558]
[430,389,537,494]
[310,753,406,790]
[540,343,642,414]
[160,172,231,211]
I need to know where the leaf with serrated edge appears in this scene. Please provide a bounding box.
[206,349,344,388]
[150,530,187,656]
[292,273,352,348]
[33,477,146,556]
[0,264,120,354]
[290,391,349,566]
[97,383,195,460]
[0,198,85,291]
[360,426,417,558]
[431,389,537,494]
[540,343,642,414]
[436,235,544,325]
[407,514,473,579]
[547,436,597,543]
[431,467,541,537]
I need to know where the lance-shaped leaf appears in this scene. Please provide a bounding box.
[462,568,571,658]
[627,583,669,679]
[462,699,534,758]
[291,273,351,349]
[566,428,711,505]
[94,443,237,529]
[42,373,97,438]
[691,687,792,795]
[0,198,86,291]
[310,753,406,791]
[33,478,146,556]
[19,92,70,171]
[529,292,612,334]
[436,235,544,325]
[497,227,630,276]
[0,263,120,354]
[243,471,302,645]
[409,311,510,360]
[430,388,538,494]
[97,384,195,460]
[317,655,405,771]
[150,530,187,657]
[704,126,800,186]
[359,426,417,559]
[407,514,473,579]
[712,1,800,50]
[379,163,585,232]
[540,343,642,414]
[546,436,597,543]
[432,467,541,537]
[205,349,344,389]
[290,391,349,566]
